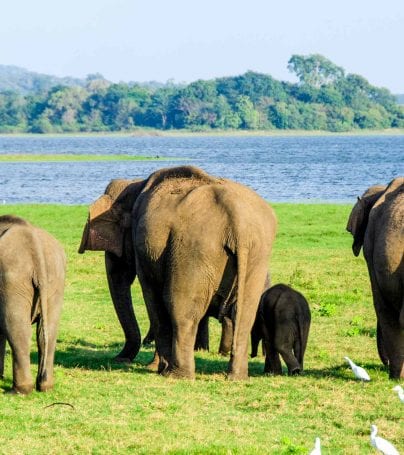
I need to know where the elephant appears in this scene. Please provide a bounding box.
[79,165,277,380]
[346,177,404,379]
[79,178,212,363]
[250,284,311,375]
[0,215,66,394]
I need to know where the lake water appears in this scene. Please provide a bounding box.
[0,134,403,204]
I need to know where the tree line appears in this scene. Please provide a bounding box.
[0,54,403,133]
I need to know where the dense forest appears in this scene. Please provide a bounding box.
[0,54,403,133]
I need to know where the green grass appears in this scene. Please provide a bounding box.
[0,203,402,454]
[0,154,169,162]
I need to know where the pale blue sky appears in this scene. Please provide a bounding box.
[1,0,403,92]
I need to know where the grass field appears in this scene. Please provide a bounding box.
[0,203,402,454]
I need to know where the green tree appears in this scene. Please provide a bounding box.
[235,95,259,129]
[288,54,345,88]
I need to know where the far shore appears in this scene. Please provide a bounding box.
[0,127,403,139]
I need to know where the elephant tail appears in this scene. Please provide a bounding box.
[31,232,49,386]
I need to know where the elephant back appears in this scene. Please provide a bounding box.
[141,166,220,194]
[372,177,404,210]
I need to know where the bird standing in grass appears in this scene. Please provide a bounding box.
[344,356,370,382]
[370,425,399,455]
[309,437,321,455]
[392,385,404,403]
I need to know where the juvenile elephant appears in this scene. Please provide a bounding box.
[80,166,277,380]
[0,215,66,394]
[251,284,311,375]
[347,177,404,379]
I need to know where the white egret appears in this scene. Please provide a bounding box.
[344,356,370,382]
[392,385,404,403]
[309,437,321,455]
[370,425,399,455]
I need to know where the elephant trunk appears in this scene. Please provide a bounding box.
[105,252,141,362]
[78,218,90,254]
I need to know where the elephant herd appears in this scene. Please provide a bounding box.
[0,165,403,394]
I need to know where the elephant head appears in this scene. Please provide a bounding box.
[346,185,386,256]
[79,179,143,256]
[78,178,145,362]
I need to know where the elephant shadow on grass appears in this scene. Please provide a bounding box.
[50,339,153,373]
[53,340,231,375]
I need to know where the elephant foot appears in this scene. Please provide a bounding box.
[288,367,301,376]
[389,366,404,380]
[11,383,34,395]
[115,342,139,364]
[162,366,195,380]
[264,366,282,375]
[37,380,54,392]
[227,371,249,381]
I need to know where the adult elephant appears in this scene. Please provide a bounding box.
[79,178,210,363]
[346,177,404,379]
[80,166,277,379]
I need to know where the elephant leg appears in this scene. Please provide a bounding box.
[168,318,199,379]
[293,339,303,371]
[138,273,172,374]
[0,331,6,379]
[227,263,267,380]
[377,312,404,379]
[5,298,34,394]
[278,346,300,375]
[218,316,233,356]
[264,341,282,375]
[36,292,63,392]
[250,313,263,358]
[105,252,141,363]
[372,283,404,379]
[376,321,389,366]
[194,314,209,351]
[142,325,155,346]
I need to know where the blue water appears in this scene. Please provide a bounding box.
[0,135,403,204]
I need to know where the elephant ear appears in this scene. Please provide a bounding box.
[78,178,146,256]
[346,197,367,256]
[346,185,387,257]
[78,194,125,257]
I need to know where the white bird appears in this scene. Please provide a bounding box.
[370,424,399,455]
[309,437,321,455]
[392,385,404,403]
[344,356,370,382]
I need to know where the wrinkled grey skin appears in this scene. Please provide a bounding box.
[0,215,66,394]
[79,179,211,363]
[347,177,404,379]
[251,284,311,375]
[80,166,277,380]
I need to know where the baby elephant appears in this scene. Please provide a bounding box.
[251,284,311,375]
[0,215,66,394]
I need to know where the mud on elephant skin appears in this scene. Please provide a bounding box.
[347,177,404,379]
[0,215,66,394]
[80,165,277,380]
[251,284,311,375]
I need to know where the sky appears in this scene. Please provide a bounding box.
[1,0,403,93]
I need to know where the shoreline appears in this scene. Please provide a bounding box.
[0,127,403,139]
